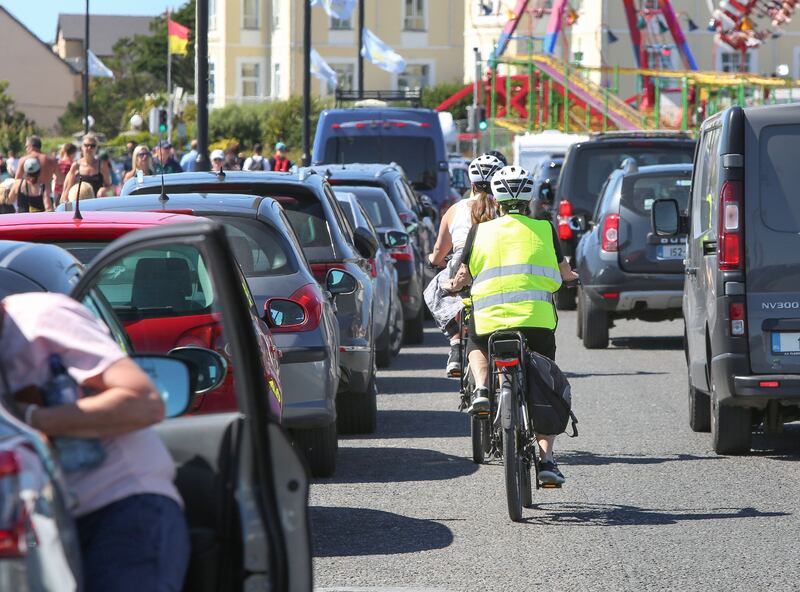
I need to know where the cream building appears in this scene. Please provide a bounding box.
[208,0,465,107]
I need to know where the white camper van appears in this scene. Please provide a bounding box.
[513,130,589,172]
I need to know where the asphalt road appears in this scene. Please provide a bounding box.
[310,312,800,591]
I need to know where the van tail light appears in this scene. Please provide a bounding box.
[730,302,746,336]
[601,213,620,252]
[331,123,341,129]
[367,258,378,278]
[557,199,574,240]
[0,450,28,559]
[558,222,573,240]
[266,283,323,333]
[558,200,573,217]
[718,180,743,271]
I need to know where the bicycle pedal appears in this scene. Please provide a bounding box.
[540,483,562,489]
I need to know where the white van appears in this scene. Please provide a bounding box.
[513,130,589,172]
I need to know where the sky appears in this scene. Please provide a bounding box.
[3,1,182,43]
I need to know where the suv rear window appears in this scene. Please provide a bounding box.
[570,145,693,211]
[217,216,296,277]
[624,174,691,214]
[273,195,336,261]
[759,124,800,233]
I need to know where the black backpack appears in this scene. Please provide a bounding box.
[525,351,579,437]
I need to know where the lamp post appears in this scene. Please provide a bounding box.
[302,0,312,166]
[196,0,209,171]
[83,0,90,134]
[358,0,365,95]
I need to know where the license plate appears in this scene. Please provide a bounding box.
[772,332,800,354]
[658,245,685,260]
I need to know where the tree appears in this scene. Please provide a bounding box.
[0,81,36,153]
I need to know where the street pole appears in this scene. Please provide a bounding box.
[472,47,480,158]
[302,0,312,166]
[358,0,365,96]
[167,9,173,141]
[195,0,209,171]
[83,0,90,134]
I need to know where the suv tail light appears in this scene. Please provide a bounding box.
[267,283,323,333]
[730,302,746,336]
[389,243,414,262]
[601,213,620,252]
[557,199,574,240]
[0,450,27,558]
[367,258,378,278]
[558,200,573,217]
[310,262,346,283]
[718,180,743,271]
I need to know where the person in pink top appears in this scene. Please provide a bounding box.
[0,292,189,592]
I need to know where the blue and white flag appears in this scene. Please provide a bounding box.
[87,49,114,78]
[310,0,356,20]
[310,49,338,88]
[361,28,406,75]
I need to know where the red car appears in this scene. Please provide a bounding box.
[0,211,283,419]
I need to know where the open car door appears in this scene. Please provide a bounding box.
[70,220,312,591]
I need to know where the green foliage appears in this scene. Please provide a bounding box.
[106,131,159,148]
[0,81,37,153]
[421,82,471,121]
[208,103,268,148]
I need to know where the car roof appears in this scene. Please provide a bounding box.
[0,210,199,229]
[121,170,323,196]
[64,193,269,216]
[310,163,403,179]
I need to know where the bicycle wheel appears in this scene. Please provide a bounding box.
[503,424,522,522]
[470,416,485,464]
[521,453,533,508]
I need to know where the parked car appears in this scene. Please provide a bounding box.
[335,190,404,366]
[312,104,452,210]
[0,224,312,591]
[654,103,800,454]
[44,199,341,476]
[554,131,696,309]
[120,171,380,435]
[513,129,588,172]
[530,157,563,220]
[318,163,437,343]
[575,161,692,348]
[449,156,470,198]
[0,211,283,420]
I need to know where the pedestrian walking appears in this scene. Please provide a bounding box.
[123,145,154,183]
[180,139,198,172]
[268,142,294,172]
[15,136,58,207]
[9,158,53,212]
[6,150,18,177]
[210,149,225,172]
[61,133,113,202]
[54,143,78,199]
[243,143,270,171]
[152,141,182,174]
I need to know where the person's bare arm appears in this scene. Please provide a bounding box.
[30,357,165,439]
[100,160,112,192]
[448,263,473,292]
[559,260,579,282]
[61,162,79,203]
[7,179,20,205]
[13,156,27,180]
[428,206,455,267]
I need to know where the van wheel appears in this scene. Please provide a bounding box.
[555,285,577,311]
[688,378,711,432]
[375,322,393,368]
[711,392,752,455]
[389,297,404,357]
[404,305,425,345]
[291,422,338,478]
[582,297,609,349]
[337,378,378,435]
[576,288,584,339]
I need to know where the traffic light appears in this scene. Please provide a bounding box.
[477,107,488,131]
[158,109,168,134]
[467,106,488,133]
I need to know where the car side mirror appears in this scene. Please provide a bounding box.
[166,347,228,396]
[132,354,195,418]
[326,268,358,296]
[383,230,409,249]
[538,180,553,204]
[652,198,680,237]
[264,298,306,330]
[353,226,378,259]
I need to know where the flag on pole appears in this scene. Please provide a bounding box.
[310,0,356,20]
[87,49,114,78]
[310,49,338,89]
[168,18,190,55]
[361,28,406,74]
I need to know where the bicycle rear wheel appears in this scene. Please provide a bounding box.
[521,454,533,508]
[503,424,523,522]
[470,416,485,464]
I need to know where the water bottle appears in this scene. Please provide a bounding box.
[42,354,106,473]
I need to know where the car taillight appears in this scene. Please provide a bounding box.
[176,322,230,359]
[390,243,414,262]
[718,180,743,271]
[398,211,413,224]
[558,222,573,240]
[274,283,322,332]
[558,200,573,217]
[367,258,378,278]
[331,123,341,129]
[0,450,26,559]
[601,213,620,252]
[557,199,574,240]
[730,302,746,336]
[309,262,346,283]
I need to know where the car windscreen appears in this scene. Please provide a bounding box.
[338,186,403,229]
[55,241,107,264]
[323,136,438,189]
[273,194,336,261]
[214,216,297,276]
[337,201,356,228]
[623,174,691,214]
[572,145,693,211]
[759,124,800,233]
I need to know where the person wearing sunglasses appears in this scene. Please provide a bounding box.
[122,145,154,183]
[61,133,112,202]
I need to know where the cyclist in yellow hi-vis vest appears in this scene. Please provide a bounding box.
[447,165,578,484]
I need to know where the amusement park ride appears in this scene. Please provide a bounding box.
[437,0,799,134]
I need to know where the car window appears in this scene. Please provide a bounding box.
[352,190,401,229]
[274,195,334,248]
[338,200,356,228]
[276,207,312,269]
[82,289,134,355]
[759,123,800,233]
[324,184,355,245]
[451,168,469,188]
[395,180,415,210]
[625,174,692,214]
[216,216,296,277]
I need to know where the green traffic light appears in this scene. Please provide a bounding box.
[159,124,167,133]
[478,120,488,131]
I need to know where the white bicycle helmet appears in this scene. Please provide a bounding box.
[490,166,534,204]
[468,154,504,189]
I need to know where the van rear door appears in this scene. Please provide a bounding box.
[619,168,691,274]
[743,104,800,374]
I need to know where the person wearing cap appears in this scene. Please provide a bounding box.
[268,142,293,172]
[15,135,58,206]
[153,141,182,175]
[210,149,225,173]
[9,158,53,212]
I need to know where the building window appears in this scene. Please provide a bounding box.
[208,62,216,101]
[272,63,281,97]
[404,0,425,31]
[331,16,352,30]
[209,0,217,30]
[241,62,261,98]
[720,51,752,73]
[397,64,430,91]
[272,0,281,29]
[243,0,259,29]
[328,63,355,94]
